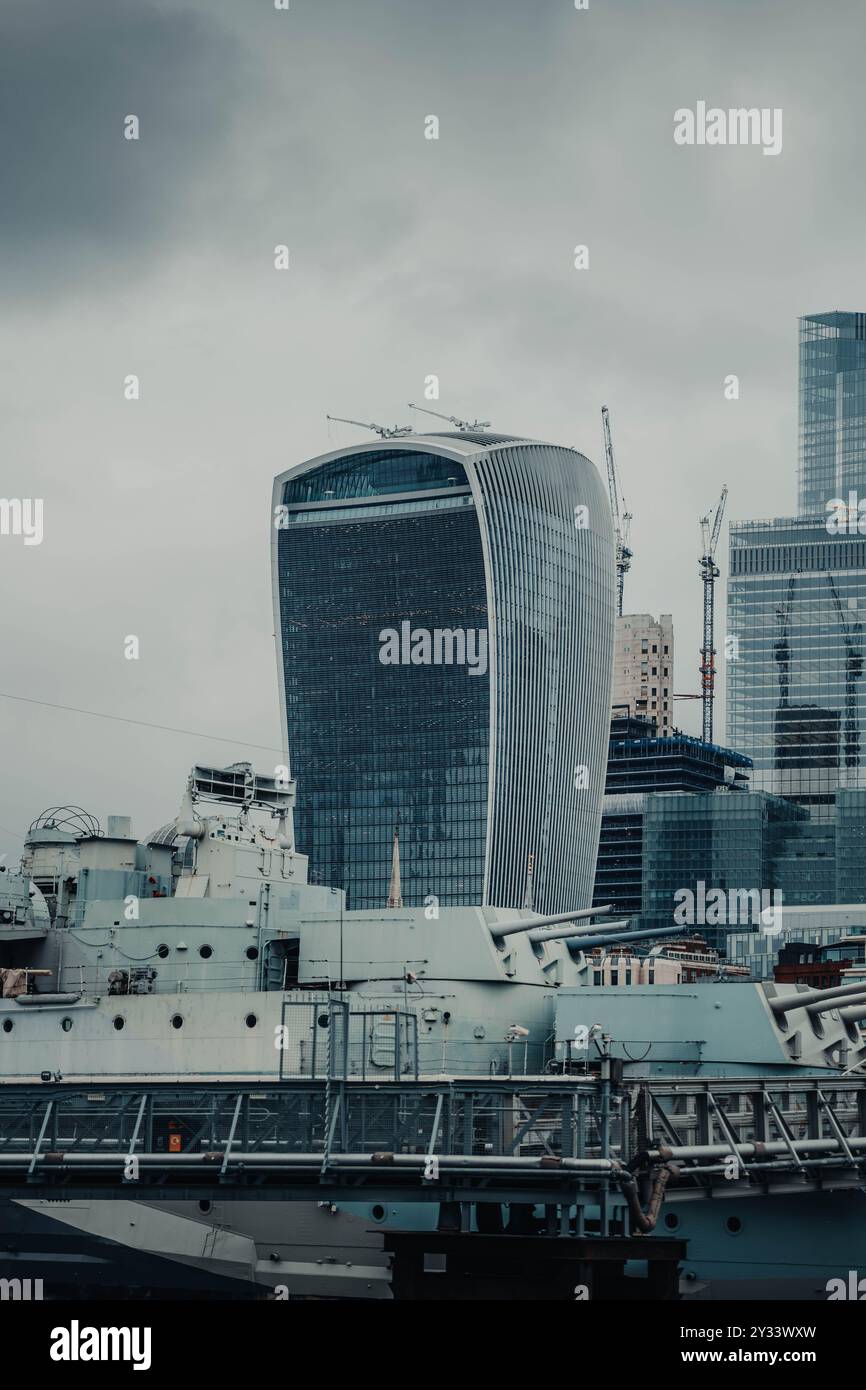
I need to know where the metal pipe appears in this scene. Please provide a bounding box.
[654,1155,865,1178]
[619,1163,678,1233]
[768,979,866,1015]
[632,1135,866,1166]
[0,1151,619,1174]
[490,906,613,939]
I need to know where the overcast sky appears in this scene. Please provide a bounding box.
[1,0,865,859]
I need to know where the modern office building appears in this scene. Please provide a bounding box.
[640,790,803,953]
[727,312,866,819]
[612,613,674,733]
[835,787,866,902]
[592,714,751,918]
[727,514,866,816]
[798,310,866,519]
[271,432,615,912]
[613,771,866,959]
[773,939,859,989]
[726,906,866,981]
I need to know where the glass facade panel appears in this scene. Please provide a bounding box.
[276,454,488,910]
[641,792,803,952]
[798,311,866,518]
[472,443,614,912]
[727,516,866,817]
[836,788,866,903]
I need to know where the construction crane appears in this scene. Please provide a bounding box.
[826,573,863,782]
[698,485,728,744]
[326,414,413,439]
[407,404,491,431]
[601,407,633,617]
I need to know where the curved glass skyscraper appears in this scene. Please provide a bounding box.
[271,431,615,912]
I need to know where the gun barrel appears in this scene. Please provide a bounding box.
[769,979,866,1016]
[528,920,629,943]
[810,991,866,1017]
[562,924,687,952]
[491,905,613,939]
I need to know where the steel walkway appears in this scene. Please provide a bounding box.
[1,1075,866,1213]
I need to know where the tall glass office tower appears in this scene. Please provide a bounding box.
[728,312,866,818]
[798,311,866,518]
[271,432,615,912]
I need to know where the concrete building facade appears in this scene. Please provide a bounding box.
[612,613,674,733]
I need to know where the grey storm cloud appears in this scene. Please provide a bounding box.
[0,0,245,287]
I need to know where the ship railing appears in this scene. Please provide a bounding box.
[58,961,261,996]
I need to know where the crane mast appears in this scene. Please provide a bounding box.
[601,407,633,617]
[698,485,728,743]
[407,403,491,431]
[326,414,413,439]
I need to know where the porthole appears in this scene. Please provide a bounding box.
[663,1212,679,1231]
[2,1018,13,1033]
[199,945,213,960]
[199,1200,212,1214]
[246,946,259,961]
[113,1016,125,1031]
[157,944,170,959]
[371,1204,386,1222]
[171,1014,184,1030]
[61,1017,73,1032]
[725,1215,742,1235]
[317,1013,330,1028]
[245,1014,258,1029]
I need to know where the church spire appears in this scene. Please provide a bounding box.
[387,824,403,908]
[522,851,535,912]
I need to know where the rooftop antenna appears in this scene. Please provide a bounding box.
[326,414,413,439]
[408,403,491,431]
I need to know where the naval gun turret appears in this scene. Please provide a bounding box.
[488,905,687,952]
[554,978,866,1077]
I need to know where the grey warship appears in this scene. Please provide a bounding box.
[3,762,866,1299]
